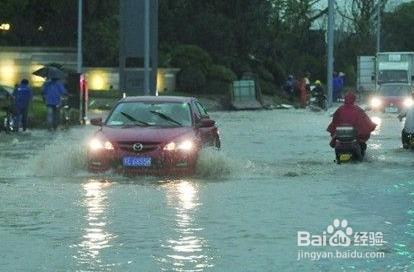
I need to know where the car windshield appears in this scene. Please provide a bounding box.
[379,85,411,97]
[378,70,408,83]
[106,101,192,127]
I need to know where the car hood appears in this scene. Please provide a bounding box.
[97,126,196,143]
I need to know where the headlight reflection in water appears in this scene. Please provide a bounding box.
[371,116,382,135]
[74,179,116,269]
[159,180,213,271]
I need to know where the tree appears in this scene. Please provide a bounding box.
[0,0,76,46]
[383,2,414,51]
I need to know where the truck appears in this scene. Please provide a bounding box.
[356,55,376,93]
[357,52,414,112]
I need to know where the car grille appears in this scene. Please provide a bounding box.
[117,141,161,153]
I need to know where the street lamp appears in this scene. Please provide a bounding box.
[0,23,11,31]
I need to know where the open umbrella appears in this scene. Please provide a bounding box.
[33,66,67,80]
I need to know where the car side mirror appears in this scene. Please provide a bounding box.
[90,117,103,126]
[198,118,215,128]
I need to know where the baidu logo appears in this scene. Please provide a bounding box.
[297,219,386,261]
[297,218,383,247]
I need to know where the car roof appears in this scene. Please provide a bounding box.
[119,96,195,103]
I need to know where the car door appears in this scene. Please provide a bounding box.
[192,100,216,146]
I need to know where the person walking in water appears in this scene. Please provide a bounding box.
[42,78,66,130]
[12,79,33,132]
[297,76,307,108]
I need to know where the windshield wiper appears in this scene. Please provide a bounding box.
[120,111,151,126]
[149,110,183,126]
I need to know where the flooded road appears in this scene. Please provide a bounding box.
[0,109,413,271]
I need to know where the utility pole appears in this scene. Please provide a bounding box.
[77,0,83,73]
[376,0,381,54]
[77,0,86,124]
[144,0,150,95]
[327,0,335,108]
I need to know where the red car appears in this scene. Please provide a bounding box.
[87,96,220,175]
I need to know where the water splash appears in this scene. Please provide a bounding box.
[23,129,89,177]
[195,148,234,178]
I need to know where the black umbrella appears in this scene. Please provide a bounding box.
[33,66,67,79]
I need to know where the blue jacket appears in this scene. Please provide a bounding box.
[13,84,33,110]
[42,80,66,106]
[333,76,343,93]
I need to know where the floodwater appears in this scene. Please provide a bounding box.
[0,109,413,271]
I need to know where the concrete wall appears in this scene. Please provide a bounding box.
[0,46,178,93]
[0,46,77,87]
[84,67,180,93]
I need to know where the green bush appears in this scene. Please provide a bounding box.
[203,65,236,94]
[28,97,80,128]
[170,45,213,74]
[204,79,231,94]
[258,79,277,95]
[207,65,237,82]
[177,68,206,94]
[29,98,47,128]
[89,90,121,99]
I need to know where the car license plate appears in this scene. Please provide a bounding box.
[122,156,151,167]
[339,153,352,162]
[385,106,398,113]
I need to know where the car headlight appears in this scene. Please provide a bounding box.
[163,140,194,152]
[89,138,114,151]
[370,97,382,108]
[403,97,414,108]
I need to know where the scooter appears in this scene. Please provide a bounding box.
[334,126,365,164]
[1,106,15,133]
[401,130,414,149]
[309,86,327,111]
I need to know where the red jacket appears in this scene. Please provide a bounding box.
[327,92,376,143]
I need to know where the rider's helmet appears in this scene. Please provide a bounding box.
[315,80,321,86]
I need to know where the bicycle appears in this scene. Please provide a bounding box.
[60,96,72,130]
[1,106,15,133]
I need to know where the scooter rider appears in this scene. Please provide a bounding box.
[327,91,376,154]
[397,92,414,148]
[312,80,326,109]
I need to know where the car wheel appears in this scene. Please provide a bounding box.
[214,136,221,150]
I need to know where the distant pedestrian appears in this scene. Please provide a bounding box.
[283,75,296,102]
[304,72,311,93]
[12,79,33,132]
[333,72,343,102]
[42,78,66,130]
[297,77,307,108]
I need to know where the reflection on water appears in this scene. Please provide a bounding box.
[160,180,213,271]
[370,143,382,150]
[74,179,116,270]
[371,116,382,135]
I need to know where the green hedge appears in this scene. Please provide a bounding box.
[28,98,79,129]
[28,98,47,128]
